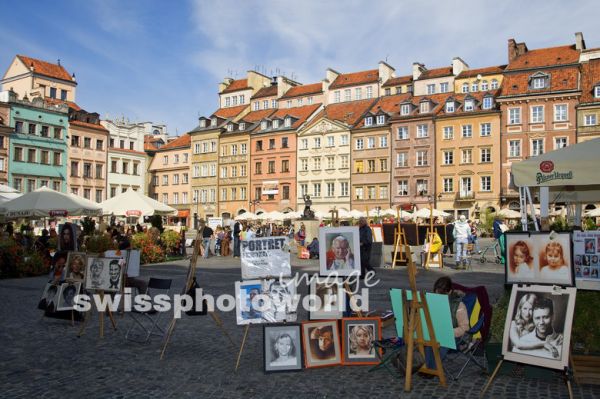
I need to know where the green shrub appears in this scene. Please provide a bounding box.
[149,215,164,233]
[0,238,49,278]
[131,232,166,264]
[572,290,600,354]
[489,287,511,343]
[85,234,116,254]
[161,230,180,255]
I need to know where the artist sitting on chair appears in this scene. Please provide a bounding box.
[422,277,470,378]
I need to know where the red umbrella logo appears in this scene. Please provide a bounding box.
[540,161,554,173]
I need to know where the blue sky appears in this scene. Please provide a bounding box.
[1,0,599,136]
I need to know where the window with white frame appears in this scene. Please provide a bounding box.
[464,100,474,111]
[443,151,454,165]
[183,192,188,203]
[426,84,435,94]
[531,139,544,156]
[262,100,269,110]
[443,126,454,139]
[297,98,303,106]
[445,102,455,113]
[194,143,200,154]
[341,135,349,145]
[300,184,308,197]
[397,126,408,140]
[227,123,234,132]
[240,165,247,176]
[460,177,472,195]
[462,124,473,138]
[240,143,247,154]
[443,178,453,192]
[355,187,364,200]
[300,138,308,150]
[509,108,521,124]
[209,189,216,202]
[532,76,546,89]
[379,186,388,199]
[221,188,227,201]
[482,96,493,110]
[326,182,335,197]
[367,137,375,149]
[554,137,567,149]
[162,193,168,204]
[380,136,388,147]
[231,188,237,200]
[232,96,238,106]
[162,175,168,185]
[225,97,231,107]
[300,158,308,171]
[471,82,478,92]
[440,82,449,93]
[531,105,544,123]
[416,150,428,166]
[334,91,340,103]
[480,123,491,136]
[481,80,489,90]
[420,102,430,113]
[584,114,597,126]
[273,120,280,129]
[340,155,349,169]
[480,148,491,163]
[364,117,373,126]
[355,138,364,150]
[416,124,428,138]
[400,104,410,115]
[173,174,180,185]
[340,181,349,196]
[554,104,567,121]
[462,149,472,164]
[509,140,521,157]
[480,176,491,192]
[231,144,238,155]
[272,99,277,108]
[231,166,237,177]
[355,87,362,100]
[327,156,335,169]
[240,187,247,200]
[416,179,428,196]
[313,183,321,197]
[239,122,245,131]
[397,180,408,196]
[462,83,469,93]
[491,79,499,89]
[173,193,179,204]
[211,118,217,127]
[595,86,600,98]
[193,165,200,177]
[221,166,227,178]
[253,102,259,111]
[326,136,334,147]
[210,164,216,176]
[344,89,351,102]
[366,86,373,98]
[376,115,385,125]
[287,100,292,108]
[313,157,321,170]
[314,137,321,148]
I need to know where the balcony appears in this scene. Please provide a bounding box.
[456,191,475,201]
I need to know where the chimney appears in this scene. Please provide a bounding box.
[218,77,234,93]
[452,57,469,76]
[378,61,395,84]
[508,39,528,62]
[412,62,425,80]
[575,32,586,51]
[326,68,340,84]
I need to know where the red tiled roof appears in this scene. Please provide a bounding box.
[314,99,378,126]
[109,147,146,156]
[419,66,453,79]
[505,45,580,71]
[355,94,412,128]
[44,97,81,111]
[281,83,323,99]
[212,104,248,119]
[221,79,249,93]
[382,75,413,87]
[457,65,507,78]
[580,59,600,103]
[159,134,190,150]
[390,93,453,120]
[251,85,277,99]
[240,109,277,123]
[267,103,322,129]
[17,55,74,82]
[436,90,500,117]
[329,69,379,89]
[144,136,163,151]
[69,120,108,132]
[500,66,579,97]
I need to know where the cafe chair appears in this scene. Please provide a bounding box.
[125,278,173,343]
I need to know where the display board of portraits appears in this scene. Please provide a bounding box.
[84,257,124,292]
[309,277,345,320]
[39,282,60,311]
[263,324,303,373]
[505,232,574,286]
[240,237,291,279]
[235,278,297,325]
[341,317,382,365]
[65,252,86,282]
[502,285,576,370]
[301,320,342,368]
[56,282,82,311]
[58,223,78,251]
[104,249,141,277]
[573,231,600,291]
[318,226,361,277]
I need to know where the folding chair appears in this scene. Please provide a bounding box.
[368,337,405,378]
[125,278,172,343]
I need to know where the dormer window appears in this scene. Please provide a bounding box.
[464,100,474,112]
[239,122,246,130]
[530,73,549,90]
[227,123,234,132]
[210,118,217,127]
[462,83,469,93]
[446,102,455,113]
[364,117,373,127]
[491,79,499,89]
[471,82,478,92]
[420,102,430,113]
[482,96,493,110]
[273,120,280,129]
[595,85,600,98]
[401,104,410,115]
[199,119,206,128]
[284,117,291,128]
[481,80,489,91]
[376,115,385,125]
[261,121,268,130]
[532,77,546,89]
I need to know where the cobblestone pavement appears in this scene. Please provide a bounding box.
[1,242,599,398]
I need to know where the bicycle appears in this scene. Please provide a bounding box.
[478,240,502,264]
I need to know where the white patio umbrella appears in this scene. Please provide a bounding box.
[0,184,19,193]
[496,208,522,219]
[260,211,285,220]
[380,208,398,216]
[349,209,365,218]
[100,188,177,217]
[335,209,351,219]
[412,208,451,219]
[283,211,302,220]
[68,193,102,211]
[313,210,327,219]
[585,208,600,217]
[234,212,256,221]
[1,186,102,218]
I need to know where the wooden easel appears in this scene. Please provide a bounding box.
[392,206,408,268]
[424,203,443,269]
[401,243,446,391]
[160,228,235,360]
[77,289,117,338]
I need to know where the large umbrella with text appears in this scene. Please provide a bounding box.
[0,186,102,218]
[100,188,177,217]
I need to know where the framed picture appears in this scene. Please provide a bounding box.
[502,285,576,370]
[38,282,59,310]
[309,277,344,320]
[235,280,264,325]
[104,249,141,277]
[84,257,123,292]
[65,252,87,281]
[241,237,291,279]
[319,226,361,277]
[263,324,303,373]
[58,222,77,251]
[235,279,298,325]
[573,231,600,291]
[371,225,384,243]
[505,231,573,286]
[301,320,342,368]
[56,282,82,311]
[341,317,382,365]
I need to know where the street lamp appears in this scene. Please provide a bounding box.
[250,198,260,213]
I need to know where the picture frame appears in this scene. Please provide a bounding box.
[84,257,123,292]
[573,231,600,291]
[56,282,82,311]
[371,225,384,243]
[341,317,382,365]
[504,231,574,286]
[301,320,342,368]
[309,277,345,320]
[58,222,77,251]
[38,282,59,310]
[235,278,298,325]
[502,285,576,370]
[319,226,361,277]
[235,280,264,325]
[263,324,303,373]
[65,252,87,281]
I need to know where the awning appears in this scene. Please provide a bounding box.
[177,210,190,217]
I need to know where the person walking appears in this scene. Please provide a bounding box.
[453,215,471,269]
[233,220,241,258]
[358,217,375,277]
[200,220,213,259]
[443,218,455,257]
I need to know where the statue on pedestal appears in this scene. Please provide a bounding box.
[302,194,315,220]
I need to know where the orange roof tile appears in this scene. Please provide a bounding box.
[69,120,108,132]
[267,103,322,129]
[240,109,277,123]
[500,66,579,97]
[251,85,277,99]
[419,66,453,79]
[159,134,190,150]
[355,94,412,128]
[212,104,248,119]
[457,65,507,78]
[221,79,249,93]
[44,97,81,111]
[316,99,378,126]
[580,59,600,103]
[281,83,323,99]
[329,69,379,89]
[17,55,74,82]
[382,75,413,87]
[436,90,500,117]
[505,45,580,70]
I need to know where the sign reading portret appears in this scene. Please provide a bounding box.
[573,231,600,291]
[504,231,574,286]
[502,285,576,370]
[241,237,291,279]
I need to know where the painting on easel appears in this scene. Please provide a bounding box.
[502,285,576,369]
[85,257,124,292]
[319,226,361,277]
